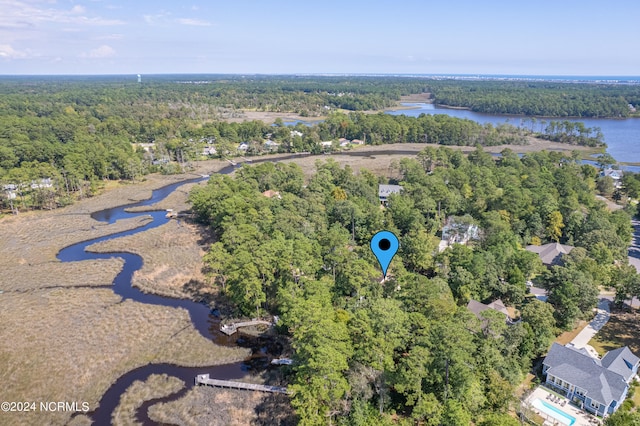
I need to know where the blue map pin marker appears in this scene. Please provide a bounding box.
[370,230,399,279]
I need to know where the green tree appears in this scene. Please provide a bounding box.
[286,278,354,426]
[604,410,640,426]
[520,300,556,356]
[597,176,615,197]
[546,210,565,242]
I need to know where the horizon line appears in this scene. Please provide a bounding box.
[1,72,640,78]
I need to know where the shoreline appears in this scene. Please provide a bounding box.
[417,101,640,120]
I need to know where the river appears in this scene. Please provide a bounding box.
[387,103,640,164]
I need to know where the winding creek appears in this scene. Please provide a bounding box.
[57,163,286,425]
[52,125,640,423]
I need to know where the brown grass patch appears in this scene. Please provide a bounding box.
[148,386,295,426]
[87,218,209,299]
[227,110,325,124]
[588,307,640,356]
[554,320,589,345]
[278,151,409,180]
[0,288,248,426]
[399,93,432,103]
[275,141,593,180]
[0,170,252,426]
[112,374,184,426]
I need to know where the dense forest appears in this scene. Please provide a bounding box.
[189,147,637,425]
[0,76,612,213]
[427,80,640,118]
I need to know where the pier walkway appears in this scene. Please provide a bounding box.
[195,374,289,394]
[220,319,273,335]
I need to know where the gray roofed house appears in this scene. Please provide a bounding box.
[378,184,403,204]
[525,242,574,266]
[602,168,623,180]
[542,343,639,418]
[467,299,512,324]
[601,346,640,383]
[602,168,624,188]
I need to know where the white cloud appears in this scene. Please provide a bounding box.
[143,11,171,25]
[0,44,28,58]
[96,33,124,40]
[71,5,86,14]
[81,44,116,58]
[177,18,211,27]
[0,0,125,29]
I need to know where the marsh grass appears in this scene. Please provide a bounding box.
[0,171,250,426]
[112,374,184,426]
[0,288,248,425]
[87,219,208,299]
[148,386,294,426]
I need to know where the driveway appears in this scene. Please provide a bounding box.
[570,298,611,357]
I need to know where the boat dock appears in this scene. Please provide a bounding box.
[195,374,289,394]
[220,319,273,335]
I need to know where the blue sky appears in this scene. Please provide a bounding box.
[1,0,638,76]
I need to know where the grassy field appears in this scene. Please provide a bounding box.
[0,170,248,426]
[0,287,248,426]
[112,374,184,425]
[148,386,295,426]
[88,217,209,299]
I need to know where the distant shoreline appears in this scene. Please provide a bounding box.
[1,74,639,84]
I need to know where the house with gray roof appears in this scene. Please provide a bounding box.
[542,343,639,418]
[602,168,623,188]
[378,184,403,204]
[525,242,574,266]
[467,299,513,324]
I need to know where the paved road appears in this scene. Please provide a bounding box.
[629,218,640,273]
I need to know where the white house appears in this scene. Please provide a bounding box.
[263,140,280,151]
[438,216,480,252]
[202,146,217,156]
[602,168,624,188]
[30,178,53,189]
[135,142,156,153]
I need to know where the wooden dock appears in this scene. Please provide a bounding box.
[195,374,289,394]
[220,319,273,335]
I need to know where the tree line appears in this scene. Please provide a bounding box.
[190,147,636,425]
[426,80,640,118]
[0,76,611,212]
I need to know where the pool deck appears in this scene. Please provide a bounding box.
[525,387,603,426]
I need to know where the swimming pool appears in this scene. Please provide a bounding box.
[531,398,576,425]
